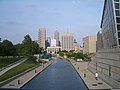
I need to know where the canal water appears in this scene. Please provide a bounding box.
[22,59,88,90]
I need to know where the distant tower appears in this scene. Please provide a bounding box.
[54,27,60,46]
[47,37,51,46]
[38,27,46,49]
[61,32,74,51]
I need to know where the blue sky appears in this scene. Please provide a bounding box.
[0,0,104,45]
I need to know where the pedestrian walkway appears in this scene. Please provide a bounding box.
[1,61,53,89]
[69,59,112,90]
[0,58,28,76]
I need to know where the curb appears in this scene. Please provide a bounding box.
[68,59,89,90]
[19,61,53,89]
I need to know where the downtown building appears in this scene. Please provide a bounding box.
[83,36,97,54]
[89,0,120,88]
[47,38,61,53]
[97,0,120,49]
[38,27,46,50]
[61,32,74,51]
[54,29,60,46]
[46,29,61,53]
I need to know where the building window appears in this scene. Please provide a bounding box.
[118,32,120,38]
[116,17,120,23]
[114,0,119,2]
[119,39,120,45]
[117,24,120,30]
[115,3,119,9]
[115,10,120,16]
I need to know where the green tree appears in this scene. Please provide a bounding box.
[21,34,33,56]
[21,34,40,56]
[14,43,22,56]
[0,42,2,56]
[1,40,15,57]
[31,41,40,54]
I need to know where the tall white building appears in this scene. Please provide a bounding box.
[61,32,74,51]
[38,27,46,49]
[83,36,97,54]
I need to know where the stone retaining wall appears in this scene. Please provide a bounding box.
[88,48,120,89]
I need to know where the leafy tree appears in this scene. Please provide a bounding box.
[21,34,40,56]
[0,42,2,56]
[14,43,22,56]
[31,41,40,54]
[21,34,33,56]
[1,40,15,57]
[58,52,64,57]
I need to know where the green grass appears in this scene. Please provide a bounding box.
[0,56,40,82]
[0,57,23,69]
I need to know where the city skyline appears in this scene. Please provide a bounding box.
[0,0,104,45]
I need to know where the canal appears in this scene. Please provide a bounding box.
[22,59,88,90]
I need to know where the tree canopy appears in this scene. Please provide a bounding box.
[0,34,41,57]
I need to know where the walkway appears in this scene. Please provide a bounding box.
[1,61,52,89]
[0,58,28,76]
[70,59,112,90]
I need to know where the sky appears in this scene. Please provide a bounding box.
[0,0,104,45]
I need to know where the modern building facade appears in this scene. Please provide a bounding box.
[38,27,46,49]
[54,29,60,46]
[100,0,120,49]
[83,36,97,54]
[89,0,120,88]
[61,32,74,51]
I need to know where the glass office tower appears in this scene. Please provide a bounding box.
[101,0,120,49]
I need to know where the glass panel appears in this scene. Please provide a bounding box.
[118,32,120,38]
[115,10,120,16]
[119,39,120,45]
[114,0,119,2]
[115,3,119,9]
[116,17,120,23]
[117,24,120,30]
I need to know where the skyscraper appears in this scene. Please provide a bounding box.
[61,32,74,51]
[83,36,97,54]
[54,28,59,46]
[100,0,120,49]
[38,27,46,49]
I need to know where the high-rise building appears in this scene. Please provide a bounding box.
[38,27,46,49]
[100,0,120,49]
[54,28,59,46]
[61,32,74,51]
[47,37,51,46]
[83,36,97,54]
[45,37,51,48]
[89,1,120,88]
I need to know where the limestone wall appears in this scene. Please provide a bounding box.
[88,48,120,88]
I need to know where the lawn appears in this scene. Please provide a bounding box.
[0,57,23,69]
[0,56,41,82]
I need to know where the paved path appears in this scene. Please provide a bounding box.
[0,58,28,76]
[69,59,112,90]
[1,61,53,89]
